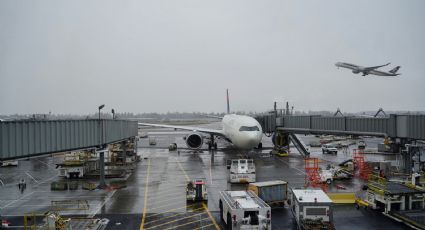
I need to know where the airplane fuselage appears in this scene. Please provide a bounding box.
[335,62,400,76]
[222,114,263,149]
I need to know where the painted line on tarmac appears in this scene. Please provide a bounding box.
[145,203,199,219]
[37,159,57,170]
[162,217,211,230]
[147,198,186,211]
[0,178,4,186]
[88,189,117,218]
[202,202,220,230]
[33,173,59,188]
[276,157,306,175]
[149,190,184,200]
[143,207,205,226]
[147,195,184,208]
[144,212,207,230]
[2,204,51,208]
[0,191,35,209]
[25,172,38,183]
[148,189,184,199]
[140,158,151,230]
[193,223,214,230]
[176,160,190,182]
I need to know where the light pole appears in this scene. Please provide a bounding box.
[98,104,106,188]
[98,104,105,121]
[111,109,115,120]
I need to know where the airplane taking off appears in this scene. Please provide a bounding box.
[138,89,263,150]
[335,62,401,76]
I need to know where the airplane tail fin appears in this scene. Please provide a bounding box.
[226,89,230,114]
[389,66,401,74]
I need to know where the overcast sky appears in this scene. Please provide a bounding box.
[1,0,424,114]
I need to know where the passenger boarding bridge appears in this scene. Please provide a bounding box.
[256,113,425,173]
[0,119,138,161]
[257,113,425,140]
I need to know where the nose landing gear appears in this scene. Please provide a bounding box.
[208,134,218,150]
[257,142,263,149]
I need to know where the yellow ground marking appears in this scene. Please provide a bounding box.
[162,217,212,230]
[147,194,184,207]
[202,202,220,230]
[193,223,215,230]
[176,160,190,181]
[140,158,151,230]
[276,157,306,175]
[176,150,219,229]
[144,207,205,225]
[146,186,185,197]
[145,203,199,219]
[147,198,187,211]
[144,211,206,229]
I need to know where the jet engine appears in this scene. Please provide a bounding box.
[185,133,204,149]
[352,70,360,74]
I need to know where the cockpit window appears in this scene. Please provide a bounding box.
[239,126,259,131]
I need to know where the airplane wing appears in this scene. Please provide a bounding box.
[364,63,390,71]
[201,114,223,119]
[138,123,225,137]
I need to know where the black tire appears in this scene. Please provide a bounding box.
[226,213,232,230]
[326,179,332,184]
[258,142,263,149]
[219,200,224,221]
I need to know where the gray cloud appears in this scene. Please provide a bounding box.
[1,0,424,114]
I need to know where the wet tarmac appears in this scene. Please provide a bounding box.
[0,123,411,229]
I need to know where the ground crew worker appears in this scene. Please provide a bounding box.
[18,178,26,193]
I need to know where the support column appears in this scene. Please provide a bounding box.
[401,196,405,211]
[98,149,107,188]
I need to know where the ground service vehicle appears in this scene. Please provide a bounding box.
[228,159,256,183]
[290,188,335,230]
[0,160,18,167]
[168,143,177,151]
[319,167,353,184]
[186,179,208,202]
[148,137,156,145]
[322,144,338,154]
[219,191,271,230]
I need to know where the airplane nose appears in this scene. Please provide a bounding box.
[245,133,260,147]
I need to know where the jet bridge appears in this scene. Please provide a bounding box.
[0,119,138,161]
[257,114,425,140]
[257,113,425,172]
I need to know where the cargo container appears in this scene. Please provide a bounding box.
[248,180,288,206]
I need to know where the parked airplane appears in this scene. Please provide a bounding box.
[335,62,401,76]
[138,89,263,150]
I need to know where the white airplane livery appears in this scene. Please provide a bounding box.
[138,89,263,150]
[335,62,401,77]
